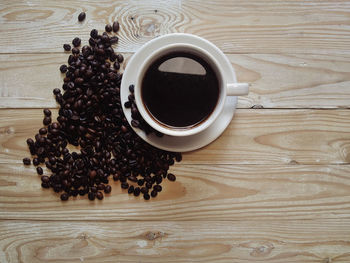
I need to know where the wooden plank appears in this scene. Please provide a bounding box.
[0,219,350,262]
[1,163,350,221]
[1,53,350,109]
[1,109,349,165]
[0,0,349,54]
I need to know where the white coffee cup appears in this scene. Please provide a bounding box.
[133,36,249,137]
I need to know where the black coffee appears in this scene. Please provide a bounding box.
[141,52,219,128]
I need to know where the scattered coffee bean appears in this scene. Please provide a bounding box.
[105,24,112,32]
[88,192,95,201]
[60,193,69,201]
[78,12,86,22]
[151,189,157,198]
[143,193,150,200]
[112,21,120,32]
[128,185,134,194]
[167,173,176,181]
[134,187,140,196]
[63,44,71,51]
[116,53,124,63]
[104,185,112,194]
[23,18,182,203]
[96,191,104,200]
[36,167,43,175]
[23,158,31,165]
[121,182,129,189]
[72,37,81,47]
[43,116,51,126]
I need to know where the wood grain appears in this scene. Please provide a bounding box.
[0,109,349,165]
[0,0,349,54]
[1,163,350,221]
[1,220,350,263]
[1,53,350,109]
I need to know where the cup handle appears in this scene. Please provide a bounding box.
[227,83,250,96]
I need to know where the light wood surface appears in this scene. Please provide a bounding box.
[1,220,350,263]
[1,0,350,262]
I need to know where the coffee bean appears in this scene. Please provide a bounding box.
[113,61,120,69]
[96,191,104,200]
[151,189,157,198]
[78,12,86,22]
[116,53,124,63]
[36,167,43,175]
[33,158,40,166]
[129,85,134,93]
[104,185,111,194]
[53,88,61,95]
[41,176,49,183]
[112,21,120,32]
[137,179,144,186]
[128,185,134,194]
[154,185,162,192]
[105,24,112,32]
[134,187,140,196]
[88,192,95,201]
[60,64,68,73]
[26,138,34,146]
[60,193,69,201]
[131,120,139,128]
[23,158,31,165]
[175,153,182,162]
[72,37,81,47]
[43,117,52,126]
[143,193,150,200]
[72,47,80,55]
[63,44,71,51]
[167,173,176,181]
[90,29,98,38]
[140,187,148,194]
[121,182,129,189]
[110,36,118,44]
[39,127,47,135]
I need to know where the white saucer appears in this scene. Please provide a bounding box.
[121,33,238,152]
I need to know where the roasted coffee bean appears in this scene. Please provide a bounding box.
[78,12,86,22]
[36,166,43,175]
[143,193,150,200]
[23,158,31,165]
[96,191,104,200]
[121,182,129,189]
[23,18,183,202]
[128,185,134,194]
[112,21,120,32]
[72,37,81,47]
[88,192,95,201]
[104,185,112,194]
[39,127,47,135]
[105,24,112,32]
[90,29,98,38]
[63,44,71,51]
[33,158,40,166]
[129,84,134,93]
[167,173,176,181]
[43,117,52,125]
[60,193,69,201]
[133,187,140,196]
[116,53,124,63]
[151,189,157,198]
[26,138,35,146]
[140,187,148,194]
[113,61,120,69]
[41,176,50,183]
[60,64,68,73]
[72,47,80,55]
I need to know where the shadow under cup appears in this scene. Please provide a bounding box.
[134,44,226,137]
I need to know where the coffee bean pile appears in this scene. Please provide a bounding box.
[23,16,181,201]
[124,85,164,137]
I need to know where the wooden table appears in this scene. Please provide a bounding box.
[1,0,350,262]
